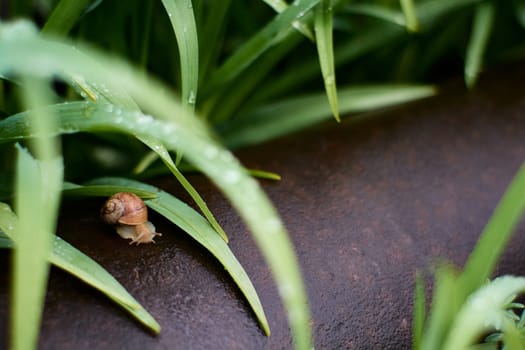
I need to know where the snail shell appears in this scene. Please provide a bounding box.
[100,192,148,225]
[100,192,162,245]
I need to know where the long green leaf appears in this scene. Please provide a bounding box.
[412,272,425,350]
[62,182,157,199]
[443,276,525,350]
[314,0,339,122]
[421,162,525,350]
[10,74,63,350]
[221,85,436,148]
[420,265,461,350]
[205,0,320,93]
[198,0,231,85]
[0,202,161,333]
[136,136,229,242]
[11,145,56,350]
[464,2,495,88]
[344,4,406,27]
[85,177,270,335]
[460,162,525,297]
[42,0,91,36]
[399,0,419,32]
[161,0,199,109]
[261,0,315,40]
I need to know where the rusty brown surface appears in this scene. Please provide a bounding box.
[1,65,525,349]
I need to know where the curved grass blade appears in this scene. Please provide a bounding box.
[464,2,495,88]
[137,135,229,242]
[205,0,320,92]
[314,0,339,122]
[42,0,91,36]
[198,0,231,85]
[205,33,303,124]
[399,0,419,32]
[0,102,311,347]
[85,177,270,335]
[221,85,436,148]
[459,162,525,297]
[50,235,161,333]
[10,73,63,350]
[443,276,525,350]
[0,202,161,334]
[161,0,199,110]
[344,4,406,27]
[62,182,157,199]
[420,163,525,350]
[412,272,426,350]
[11,145,59,350]
[261,0,314,40]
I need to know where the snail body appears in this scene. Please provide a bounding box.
[101,192,162,245]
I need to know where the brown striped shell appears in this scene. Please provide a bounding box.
[100,192,148,225]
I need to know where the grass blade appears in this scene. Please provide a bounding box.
[0,30,312,348]
[443,276,525,350]
[261,0,315,40]
[399,0,419,32]
[420,265,461,350]
[50,236,161,333]
[420,163,525,350]
[412,272,425,350]
[314,0,339,122]
[11,145,58,350]
[460,162,525,297]
[41,0,91,36]
[465,2,495,88]
[62,182,157,199]
[344,4,406,27]
[205,0,320,92]
[198,0,231,85]
[138,135,229,242]
[221,84,436,148]
[0,202,161,333]
[10,74,62,350]
[161,0,199,109]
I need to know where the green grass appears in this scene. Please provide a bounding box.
[0,1,524,349]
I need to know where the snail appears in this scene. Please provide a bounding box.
[100,192,162,245]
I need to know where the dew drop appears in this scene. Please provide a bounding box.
[266,217,282,232]
[324,74,335,85]
[220,151,235,163]
[204,145,219,159]
[187,90,196,105]
[223,169,241,184]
